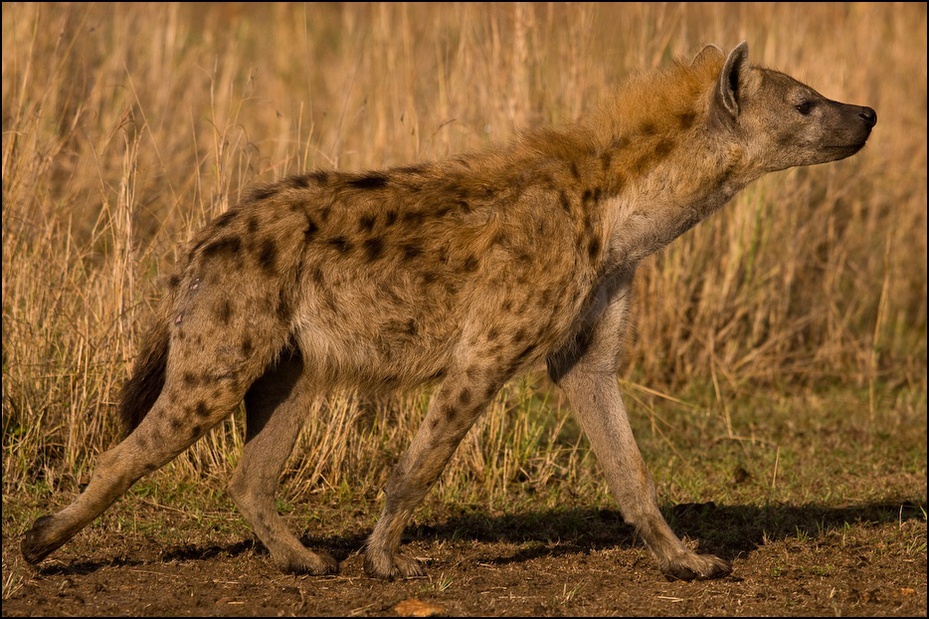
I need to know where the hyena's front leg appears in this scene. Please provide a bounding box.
[364,365,509,579]
[227,350,338,575]
[549,284,731,581]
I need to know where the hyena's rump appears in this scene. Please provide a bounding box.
[22,41,875,581]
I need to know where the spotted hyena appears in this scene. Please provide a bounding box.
[23,42,875,581]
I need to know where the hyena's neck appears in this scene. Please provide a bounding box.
[570,62,757,271]
[595,127,751,267]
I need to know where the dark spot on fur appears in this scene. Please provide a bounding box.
[258,238,278,274]
[581,187,602,207]
[214,210,237,228]
[304,216,319,241]
[569,160,580,179]
[347,173,389,190]
[363,237,385,262]
[537,289,553,308]
[401,243,423,260]
[515,344,535,362]
[241,337,253,356]
[203,236,243,260]
[382,373,401,385]
[559,191,571,212]
[600,150,613,170]
[328,236,353,253]
[677,110,697,130]
[444,406,458,422]
[190,424,202,440]
[583,212,594,235]
[311,267,324,284]
[183,372,198,386]
[247,217,259,233]
[640,121,657,136]
[170,417,183,431]
[588,238,601,261]
[458,388,472,406]
[319,206,332,222]
[168,274,181,290]
[462,255,479,272]
[611,136,630,150]
[406,320,417,336]
[385,210,398,226]
[288,175,310,189]
[487,327,500,342]
[250,185,279,201]
[195,401,210,418]
[401,210,426,225]
[358,214,377,233]
[309,170,330,185]
[218,300,233,325]
[654,139,675,159]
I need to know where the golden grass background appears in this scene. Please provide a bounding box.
[2,3,926,496]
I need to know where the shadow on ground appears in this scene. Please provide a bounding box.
[32,499,924,577]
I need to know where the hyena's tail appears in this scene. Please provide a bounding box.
[118,300,171,437]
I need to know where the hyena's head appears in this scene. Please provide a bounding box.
[705,42,876,173]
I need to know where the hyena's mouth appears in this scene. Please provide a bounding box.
[826,140,870,158]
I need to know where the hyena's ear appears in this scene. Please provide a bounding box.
[691,44,724,68]
[712,41,750,126]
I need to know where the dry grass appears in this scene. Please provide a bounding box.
[2,3,926,499]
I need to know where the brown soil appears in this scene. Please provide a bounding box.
[3,499,925,617]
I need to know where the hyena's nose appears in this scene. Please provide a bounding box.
[859,106,877,127]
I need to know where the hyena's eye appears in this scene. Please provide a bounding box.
[795,100,814,115]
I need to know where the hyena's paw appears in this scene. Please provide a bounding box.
[21,515,61,565]
[272,548,339,576]
[661,552,732,581]
[363,547,425,580]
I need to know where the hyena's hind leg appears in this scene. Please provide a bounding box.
[364,352,517,579]
[227,348,338,575]
[22,291,288,566]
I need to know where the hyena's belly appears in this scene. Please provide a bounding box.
[291,280,461,392]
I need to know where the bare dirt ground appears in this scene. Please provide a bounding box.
[3,497,925,617]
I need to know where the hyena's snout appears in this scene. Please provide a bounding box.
[839,103,877,151]
[806,100,877,165]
